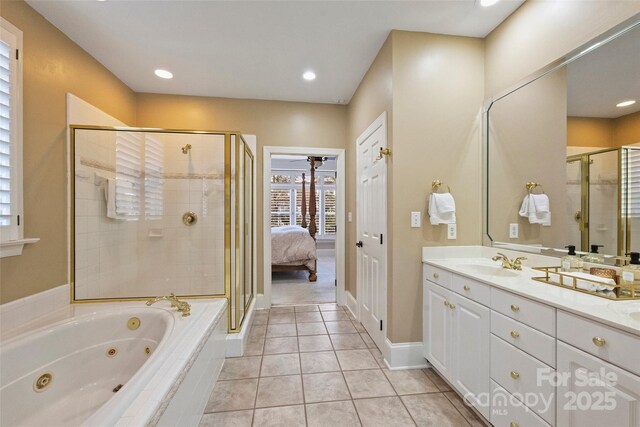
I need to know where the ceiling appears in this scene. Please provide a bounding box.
[567,23,640,119]
[26,0,524,104]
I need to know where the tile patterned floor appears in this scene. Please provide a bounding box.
[200,304,485,427]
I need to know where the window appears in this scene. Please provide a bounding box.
[270,170,336,238]
[623,148,640,218]
[0,18,23,248]
[115,132,142,219]
[144,135,163,220]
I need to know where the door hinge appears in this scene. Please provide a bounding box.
[17,215,20,226]
[16,49,19,60]
[334,279,337,287]
[380,234,383,244]
[380,319,383,331]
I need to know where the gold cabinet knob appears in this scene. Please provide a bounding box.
[510,330,520,339]
[463,285,471,291]
[592,336,606,347]
[449,303,456,309]
[510,304,520,312]
[444,300,449,307]
[433,273,439,279]
[510,370,520,380]
[510,423,520,427]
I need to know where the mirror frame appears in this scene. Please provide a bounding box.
[482,17,640,258]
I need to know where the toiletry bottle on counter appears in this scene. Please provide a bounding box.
[621,252,640,285]
[582,244,604,269]
[561,245,583,272]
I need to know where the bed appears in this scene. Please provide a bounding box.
[271,157,320,282]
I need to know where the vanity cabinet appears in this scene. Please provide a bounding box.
[423,280,490,418]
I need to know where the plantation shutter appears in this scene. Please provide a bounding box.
[623,148,640,218]
[0,39,12,227]
[270,189,291,227]
[115,132,142,219]
[144,135,163,220]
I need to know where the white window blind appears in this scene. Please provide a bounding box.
[0,20,20,242]
[270,170,336,238]
[115,131,142,219]
[144,135,163,220]
[623,148,640,218]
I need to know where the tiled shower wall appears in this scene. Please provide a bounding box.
[74,130,225,299]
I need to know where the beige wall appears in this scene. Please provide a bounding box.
[346,35,393,297]
[389,31,484,342]
[0,0,137,304]
[614,110,640,146]
[485,1,640,96]
[567,117,614,148]
[136,94,348,294]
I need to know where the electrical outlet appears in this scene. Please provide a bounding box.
[447,223,457,240]
[348,212,353,222]
[509,223,519,239]
[410,212,421,228]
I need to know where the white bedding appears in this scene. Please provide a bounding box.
[271,225,317,270]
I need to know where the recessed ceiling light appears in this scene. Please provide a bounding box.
[617,100,636,108]
[302,71,316,81]
[154,69,173,79]
[480,0,500,7]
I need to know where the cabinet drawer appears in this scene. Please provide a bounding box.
[451,274,490,306]
[557,310,640,377]
[491,381,552,427]
[491,311,556,368]
[491,288,555,336]
[491,335,556,425]
[424,264,451,289]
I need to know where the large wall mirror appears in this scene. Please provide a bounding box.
[486,20,640,265]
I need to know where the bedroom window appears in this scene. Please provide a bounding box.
[270,170,336,239]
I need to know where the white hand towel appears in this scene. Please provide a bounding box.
[428,193,456,225]
[104,178,124,220]
[519,194,551,226]
[563,271,616,292]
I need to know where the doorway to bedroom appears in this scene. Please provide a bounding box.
[263,147,346,308]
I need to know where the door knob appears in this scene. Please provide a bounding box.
[356,241,363,248]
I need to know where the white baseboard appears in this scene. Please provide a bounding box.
[383,339,429,370]
[255,293,269,310]
[345,291,357,319]
[226,299,256,357]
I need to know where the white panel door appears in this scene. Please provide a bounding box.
[424,282,452,378]
[450,292,491,419]
[557,341,640,427]
[356,114,387,350]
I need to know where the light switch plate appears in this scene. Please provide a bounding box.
[348,212,352,223]
[447,223,456,240]
[509,223,519,239]
[411,212,421,228]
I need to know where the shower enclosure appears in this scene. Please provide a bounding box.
[566,146,640,258]
[70,126,253,332]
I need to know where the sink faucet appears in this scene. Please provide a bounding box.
[146,293,191,317]
[492,253,527,271]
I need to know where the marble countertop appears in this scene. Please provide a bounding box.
[422,247,640,337]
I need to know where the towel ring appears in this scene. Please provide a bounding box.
[432,180,451,194]
[526,182,544,194]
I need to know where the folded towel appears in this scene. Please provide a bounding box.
[564,272,616,292]
[519,194,551,226]
[429,193,456,225]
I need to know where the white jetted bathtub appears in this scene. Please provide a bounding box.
[0,299,227,427]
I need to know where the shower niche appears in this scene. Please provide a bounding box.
[70,126,254,332]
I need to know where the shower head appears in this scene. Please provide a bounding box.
[181,144,192,154]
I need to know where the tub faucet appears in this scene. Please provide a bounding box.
[146,293,191,317]
[492,253,527,271]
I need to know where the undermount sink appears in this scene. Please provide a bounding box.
[455,263,520,278]
[608,301,640,321]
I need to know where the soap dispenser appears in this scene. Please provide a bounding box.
[561,245,583,272]
[582,244,605,269]
[621,252,640,286]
